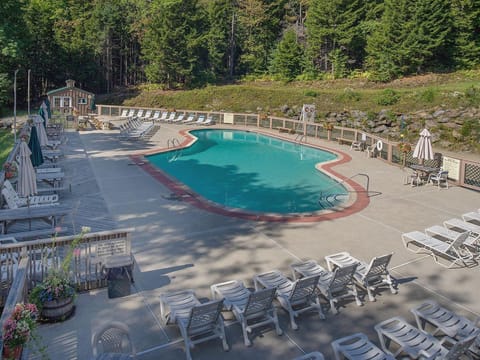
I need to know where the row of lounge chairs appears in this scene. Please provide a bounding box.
[1,180,59,209]
[298,300,480,360]
[119,108,215,126]
[159,251,397,359]
[402,209,480,268]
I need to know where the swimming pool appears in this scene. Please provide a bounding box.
[146,129,348,214]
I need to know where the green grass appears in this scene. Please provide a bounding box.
[97,71,480,116]
[0,129,15,166]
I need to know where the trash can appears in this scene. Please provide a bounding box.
[106,267,131,299]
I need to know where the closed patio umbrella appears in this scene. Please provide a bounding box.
[28,126,44,167]
[413,128,434,163]
[34,115,48,147]
[18,139,37,197]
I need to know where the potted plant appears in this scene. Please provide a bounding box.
[3,162,17,179]
[29,227,90,322]
[2,303,38,359]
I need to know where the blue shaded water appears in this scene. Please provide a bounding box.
[147,129,347,214]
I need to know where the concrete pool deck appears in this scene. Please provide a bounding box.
[28,123,480,359]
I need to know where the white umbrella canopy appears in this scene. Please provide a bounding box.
[17,139,37,197]
[33,115,48,147]
[413,128,434,163]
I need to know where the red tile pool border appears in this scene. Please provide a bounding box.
[131,129,369,222]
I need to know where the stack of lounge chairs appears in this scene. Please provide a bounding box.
[402,208,480,268]
[119,117,156,139]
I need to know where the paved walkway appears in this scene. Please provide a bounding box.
[28,124,480,360]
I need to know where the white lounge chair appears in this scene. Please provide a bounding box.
[182,113,197,124]
[324,252,397,302]
[151,110,161,122]
[291,260,361,313]
[401,230,474,268]
[135,109,144,119]
[139,109,152,120]
[375,316,479,359]
[2,180,59,209]
[210,279,282,346]
[425,225,479,257]
[193,115,206,125]
[253,270,323,330]
[411,300,480,357]
[159,112,169,122]
[159,289,229,360]
[331,332,395,360]
[444,218,480,236]
[119,109,129,119]
[166,112,176,122]
[202,115,214,126]
[126,109,135,118]
[463,211,480,223]
[171,113,185,124]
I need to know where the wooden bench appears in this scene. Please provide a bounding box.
[337,137,355,145]
[276,127,296,134]
[0,226,68,241]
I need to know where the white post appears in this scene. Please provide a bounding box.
[27,69,31,116]
[13,69,19,142]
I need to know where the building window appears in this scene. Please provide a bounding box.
[61,97,72,107]
[78,98,87,105]
[53,97,61,107]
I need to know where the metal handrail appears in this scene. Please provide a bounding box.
[318,173,370,204]
[167,138,180,148]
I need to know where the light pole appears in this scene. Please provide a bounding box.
[13,69,19,142]
[27,69,31,116]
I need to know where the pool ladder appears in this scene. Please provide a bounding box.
[318,173,370,209]
[295,134,307,144]
[167,138,182,162]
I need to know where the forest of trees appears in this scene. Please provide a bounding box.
[1,0,479,112]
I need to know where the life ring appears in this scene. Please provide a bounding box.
[376,140,383,152]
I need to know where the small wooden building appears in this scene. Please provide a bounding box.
[47,79,95,116]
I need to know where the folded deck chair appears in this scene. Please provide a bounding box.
[126,109,136,118]
[2,180,59,209]
[323,252,397,302]
[135,109,144,119]
[166,112,176,122]
[331,332,395,360]
[210,279,282,346]
[401,230,473,268]
[291,259,360,314]
[411,300,480,357]
[139,109,152,120]
[159,289,229,360]
[253,270,323,330]
[375,316,479,359]
[293,351,325,360]
[202,115,214,126]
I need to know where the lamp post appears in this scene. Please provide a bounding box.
[13,69,19,142]
[27,69,31,116]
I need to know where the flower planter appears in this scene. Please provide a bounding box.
[3,345,22,360]
[41,296,75,322]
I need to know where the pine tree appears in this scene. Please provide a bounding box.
[142,0,207,88]
[451,0,480,68]
[270,28,304,80]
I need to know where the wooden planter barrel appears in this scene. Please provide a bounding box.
[2,345,22,359]
[41,296,75,322]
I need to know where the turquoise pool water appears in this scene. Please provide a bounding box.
[147,129,347,214]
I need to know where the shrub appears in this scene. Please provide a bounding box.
[418,88,437,103]
[376,89,400,105]
[336,88,361,102]
[304,90,318,97]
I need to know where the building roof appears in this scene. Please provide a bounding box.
[47,86,95,97]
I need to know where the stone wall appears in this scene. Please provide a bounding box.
[282,106,480,152]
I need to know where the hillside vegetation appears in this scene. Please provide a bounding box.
[100,71,480,116]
